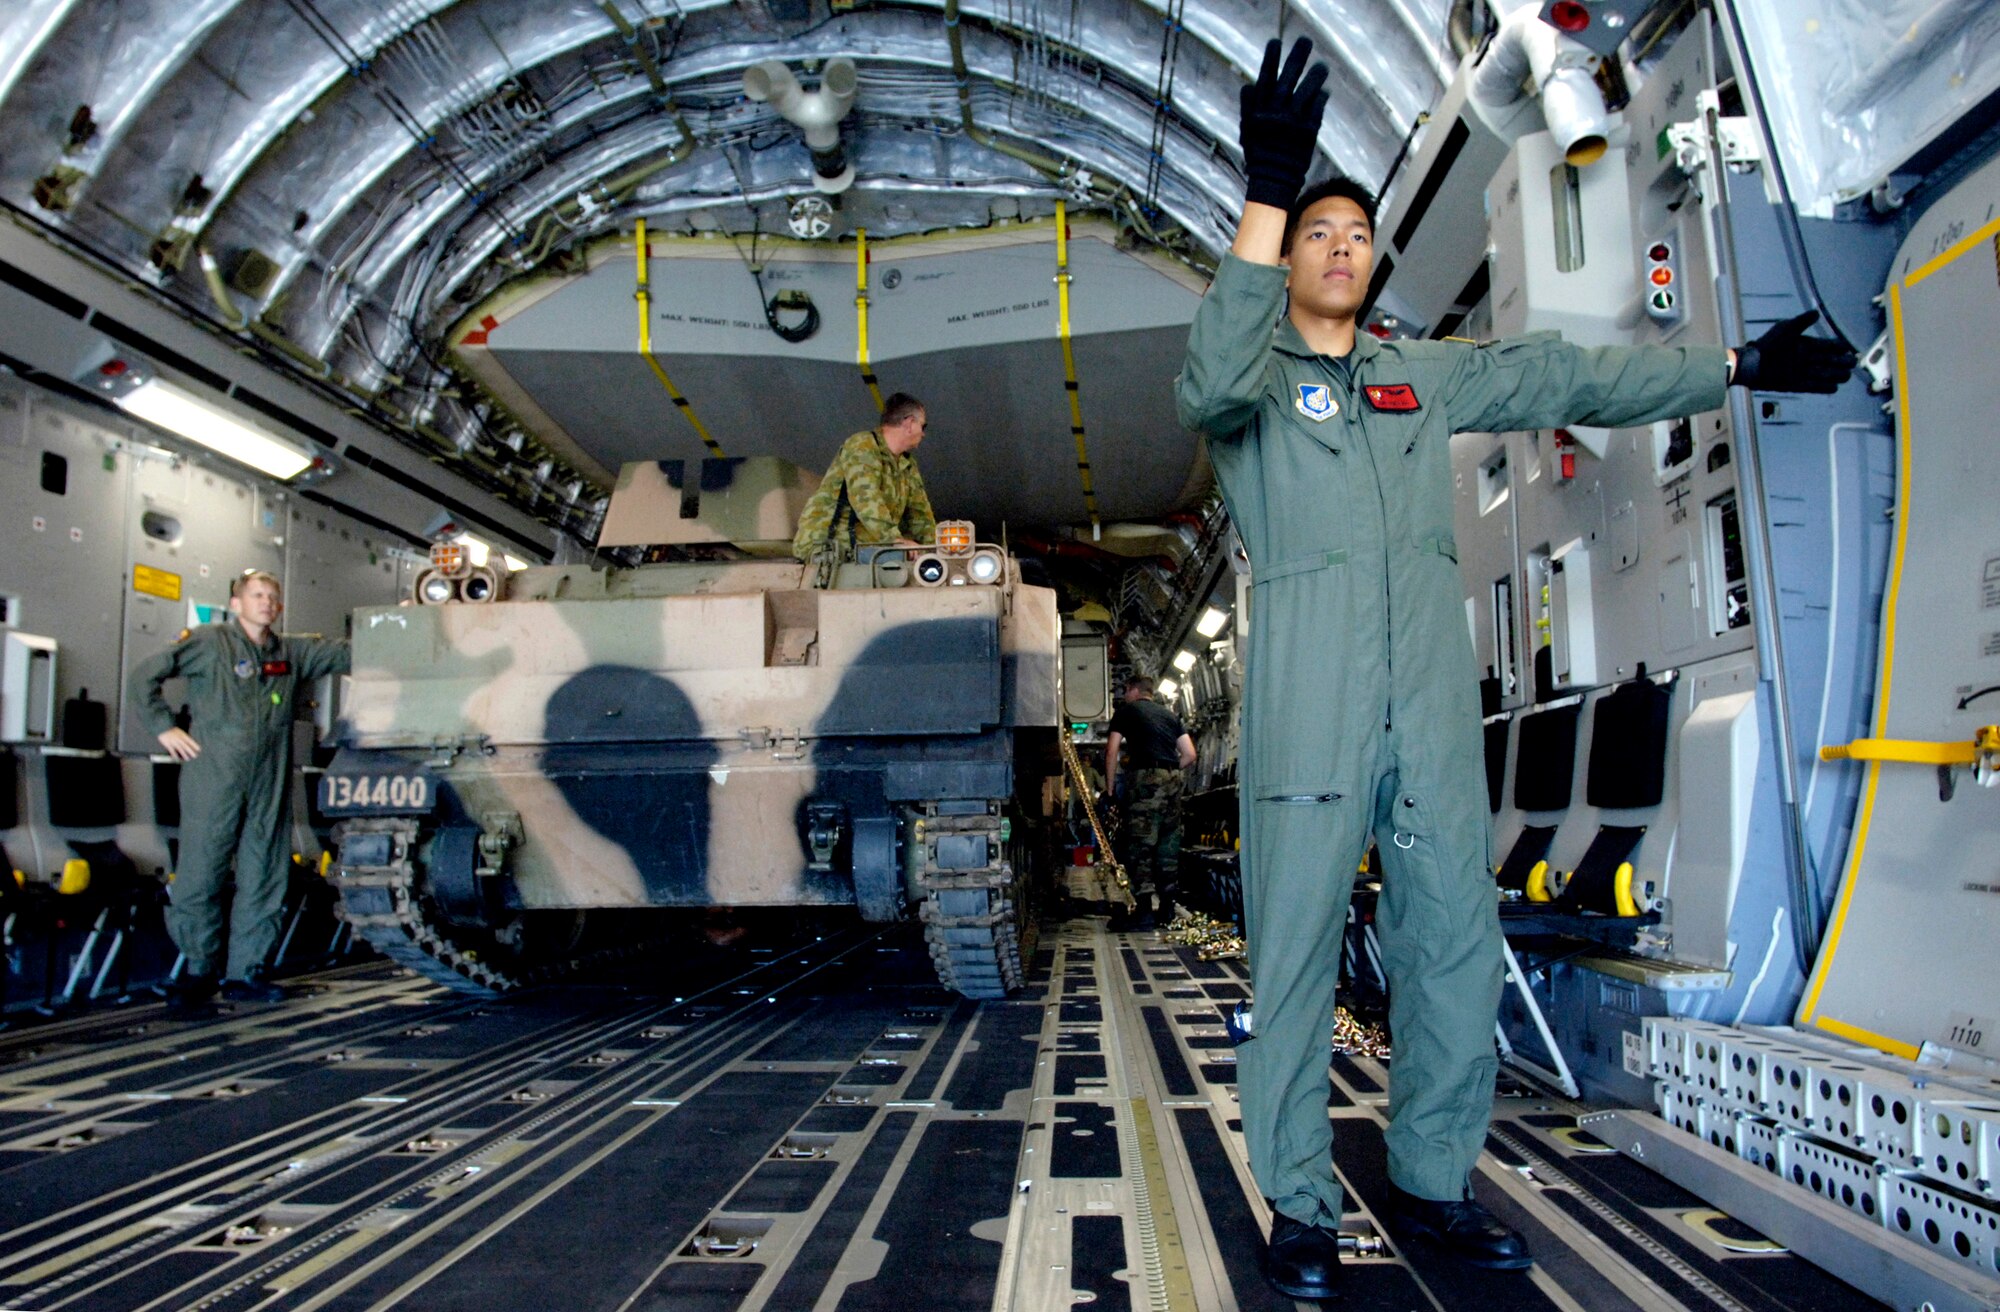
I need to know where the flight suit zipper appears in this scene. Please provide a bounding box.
[1347,362,1395,734]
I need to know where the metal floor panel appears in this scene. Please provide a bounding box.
[0,918,1893,1311]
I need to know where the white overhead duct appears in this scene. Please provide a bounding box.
[742,58,860,194]
[1470,4,1612,166]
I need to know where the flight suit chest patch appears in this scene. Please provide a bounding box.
[1363,383,1421,412]
[261,660,290,677]
[1294,383,1338,422]
[233,659,257,679]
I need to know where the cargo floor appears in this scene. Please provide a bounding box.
[0,918,1885,1311]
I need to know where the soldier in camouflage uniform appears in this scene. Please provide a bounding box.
[1105,676,1195,930]
[792,392,938,561]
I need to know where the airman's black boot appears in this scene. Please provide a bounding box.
[220,965,284,1004]
[1381,1181,1532,1269]
[1263,1212,1343,1300]
[165,973,218,1017]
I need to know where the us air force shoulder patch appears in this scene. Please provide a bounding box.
[233,659,257,679]
[1295,383,1337,422]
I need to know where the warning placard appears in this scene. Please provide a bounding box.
[133,564,182,600]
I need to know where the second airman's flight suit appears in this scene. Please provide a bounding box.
[132,621,350,981]
[1176,252,1728,1224]
[793,428,938,561]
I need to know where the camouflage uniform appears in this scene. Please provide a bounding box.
[1119,767,1185,903]
[792,428,937,561]
[131,622,350,980]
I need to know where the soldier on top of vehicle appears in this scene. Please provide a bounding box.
[792,392,938,561]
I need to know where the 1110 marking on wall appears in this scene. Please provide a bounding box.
[1940,1013,1993,1054]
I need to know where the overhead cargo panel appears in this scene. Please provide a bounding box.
[453,220,1209,528]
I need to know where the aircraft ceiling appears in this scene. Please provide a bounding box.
[0,0,1461,538]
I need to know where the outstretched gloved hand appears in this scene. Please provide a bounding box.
[1239,37,1330,211]
[1730,311,1858,394]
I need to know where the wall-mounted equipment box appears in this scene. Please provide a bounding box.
[2,630,59,744]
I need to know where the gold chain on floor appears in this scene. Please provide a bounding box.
[1162,912,1391,1057]
[1056,731,1131,904]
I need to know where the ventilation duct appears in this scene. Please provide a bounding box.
[1471,5,1612,167]
[742,59,859,194]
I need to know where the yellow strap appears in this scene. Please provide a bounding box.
[633,218,724,457]
[1054,201,1102,533]
[1818,732,1991,766]
[856,227,884,413]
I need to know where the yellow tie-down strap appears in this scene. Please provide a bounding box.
[633,218,724,457]
[856,227,884,413]
[1820,726,2000,783]
[1053,200,1102,535]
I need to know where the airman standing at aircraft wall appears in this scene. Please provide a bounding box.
[132,570,351,1012]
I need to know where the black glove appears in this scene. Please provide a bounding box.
[1731,311,1858,394]
[1239,37,1330,211]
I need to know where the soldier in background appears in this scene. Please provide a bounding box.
[1104,676,1196,931]
[132,570,350,1012]
[792,392,937,562]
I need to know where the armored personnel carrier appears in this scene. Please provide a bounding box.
[321,457,1061,999]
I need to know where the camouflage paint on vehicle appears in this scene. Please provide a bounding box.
[325,457,1060,998]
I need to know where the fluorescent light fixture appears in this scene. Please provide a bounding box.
[117,379,313,480]
[1171,649,1197,673]
[456,533,491,568]
[502,554,529,572]
[1156,678,1179,699]
[1195,606,1230,638]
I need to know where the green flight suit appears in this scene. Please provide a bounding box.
[131,621,350,980]
[792,428,938,560]
[1176,252,1727,1223]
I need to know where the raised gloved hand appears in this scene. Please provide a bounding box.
[1240,37,1330,210]
[1731,311,1858,394]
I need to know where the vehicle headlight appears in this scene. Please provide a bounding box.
[416,570,458,605]
[460,566,500,603]
[914,555,947,586]
[968,550,1004,585]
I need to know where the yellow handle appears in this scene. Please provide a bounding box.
[1820,736,1981,765]
[58,858,90,895]
[1613,861,1639,918]
[1525,860,1552,903]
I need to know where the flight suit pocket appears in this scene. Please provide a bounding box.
[1256,784,1346,805]
[1381,791,1482,934]
[1251,783,1354,895]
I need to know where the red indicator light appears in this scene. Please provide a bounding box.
[1549,1,1590,33]
[1561,451,1577,479]
[98,358,129,377]
[1649,267,1674,287]
[1648,243,1672,262]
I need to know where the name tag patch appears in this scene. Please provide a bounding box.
[261,660,291,677]
[1364,383,1421,412]
[1295,383,1338,422]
